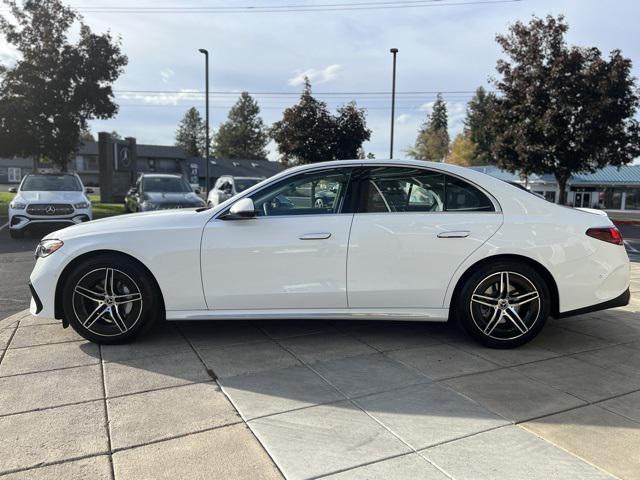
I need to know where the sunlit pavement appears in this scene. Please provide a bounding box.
[1,270,640,479]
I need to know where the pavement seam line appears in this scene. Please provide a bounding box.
[0,324,19,366]
[99,344,117,480]
[0,453,112,477]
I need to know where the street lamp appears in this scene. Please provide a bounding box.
[389,48,398,159]
[198,48,210,195]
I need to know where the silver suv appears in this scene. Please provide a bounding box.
[206,176,264,207]
[8,173,93,239]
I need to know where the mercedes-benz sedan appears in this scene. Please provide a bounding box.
[28,160,630,348]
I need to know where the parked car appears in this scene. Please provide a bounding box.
[29,159,629,348]
[207,176,264,207]
[124,174,205,212]
[8,173,92,239]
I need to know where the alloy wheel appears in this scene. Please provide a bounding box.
[469,271,541,341]
[72,267,143,337]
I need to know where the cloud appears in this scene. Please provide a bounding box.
[397,113,412,124]
[160,68,175,84]
[119,88,200,106]
[288,64,341,86]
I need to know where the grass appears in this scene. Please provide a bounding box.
[0,191,124,219]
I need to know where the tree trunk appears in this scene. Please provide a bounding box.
[557,176,568,205]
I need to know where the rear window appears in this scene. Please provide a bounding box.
[21,175,82,192]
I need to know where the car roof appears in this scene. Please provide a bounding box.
[139,173,182,178]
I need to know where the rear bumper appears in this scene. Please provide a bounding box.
[556,287,630,319]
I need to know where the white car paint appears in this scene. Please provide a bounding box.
[29,159,629,326]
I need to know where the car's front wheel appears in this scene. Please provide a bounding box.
[456,261,550,348]
[61,255,161,344]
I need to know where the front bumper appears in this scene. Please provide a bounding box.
[10,210,92,231]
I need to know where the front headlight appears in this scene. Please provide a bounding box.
[74,201,90,209]
[35,239,64,258]
[140,202,156,211]
[9,201,26,210]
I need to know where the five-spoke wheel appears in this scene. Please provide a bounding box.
[457,262,550,348]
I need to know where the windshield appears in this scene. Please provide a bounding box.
[235,178,261,193]
[21,174,82,192]
[143,176,192,193]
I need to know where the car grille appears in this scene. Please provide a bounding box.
[158,204,189,210]
[26,203,74,216]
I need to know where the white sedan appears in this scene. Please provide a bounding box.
[28,160,630,348]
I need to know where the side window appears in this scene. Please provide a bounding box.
[361,167,494,213]
[251,169,351,217]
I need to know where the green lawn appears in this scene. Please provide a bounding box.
[0,191,124,219]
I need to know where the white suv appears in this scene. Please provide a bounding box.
[8,173,93,239]
[207,176,264,207]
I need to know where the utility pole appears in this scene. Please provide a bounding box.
[389,48,398,159]
[198,48,210,195]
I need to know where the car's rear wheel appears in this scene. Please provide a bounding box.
[456,261,550,348]
[61,255,161,344]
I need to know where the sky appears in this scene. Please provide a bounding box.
[1,0,639,161]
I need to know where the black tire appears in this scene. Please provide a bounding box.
[456,261,550,348]
[123,202,130,213]
[9,229,24,239]
[61,254,162,344]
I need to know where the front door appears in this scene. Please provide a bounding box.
[201,167,354,310]
[347,166,503,308]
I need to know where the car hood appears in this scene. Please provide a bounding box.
[143,192,203,204]
[48,208,210,241]
[17,191,87,203]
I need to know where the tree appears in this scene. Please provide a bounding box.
[464,87,497,164]
[110,131,123,141]
[0,0,127,171]
[79,127,95,143]
[270,78,371,165]
[408,93,450,161]
[214,92,268,159]
[491,15,640,204]
[447,133,476,166]
[175,107,207,157]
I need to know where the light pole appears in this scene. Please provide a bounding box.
[389,48,398,159]
[198,48,210,195]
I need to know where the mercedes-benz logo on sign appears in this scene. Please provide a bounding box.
[45,205,56,215]
[120,146,131,168]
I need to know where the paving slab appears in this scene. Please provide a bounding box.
[0,326,15,349]
[312,353,430,398]
[529,325,614,354]
[350,323,443,352]
[355,383,509,450]
[598,390,640,423]
[103,350,211,397]
[9,323,84,348]
[515,356,640,402]
[0,364,103,416]
[0,455,112,480]
[180,321,269,350]
[444,368,586,422]
[101,323,191,362]
[108,382,240,449]
[0,400,108,474]
[220,365,344,420]
[0,341,100,377]
[323,453,448,480]
[17,314,60,327]
[0,310,30,330]
[387,344,499,380]
[447,337,559,366]
[259,319,335,339]
[279,332,375,364]
[249,400,410,480]
[422,425,611,480]
[197,340,300,378]
[573,344,640,379]
[555,316,640,343]
[523,405,640,480]
[113,423,283,480]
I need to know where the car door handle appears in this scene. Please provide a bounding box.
[437,230,470,238]
[299,233,332,240]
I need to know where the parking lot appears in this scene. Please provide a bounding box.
[1,228,640,478]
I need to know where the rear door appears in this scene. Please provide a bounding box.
[347,166,503,308]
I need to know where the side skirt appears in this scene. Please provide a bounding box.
[165,307,450,322]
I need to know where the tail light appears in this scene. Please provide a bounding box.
[586,226,623,245]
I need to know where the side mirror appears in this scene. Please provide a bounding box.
[8,187,17,193]
[85,187,94,194]
[227,198,256,219]
[194,188,201,194]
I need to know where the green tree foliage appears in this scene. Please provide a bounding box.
[214,92,268,159]
[464,87,497,165]
[408,93,450,161]
[79,127,95,143]
[447,133,476,166]
[0,0,127,171]
[175,107,207,157]
[270,78,371,165]
[491,15,640,204]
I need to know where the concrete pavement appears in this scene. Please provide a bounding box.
[2,273,640,479]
